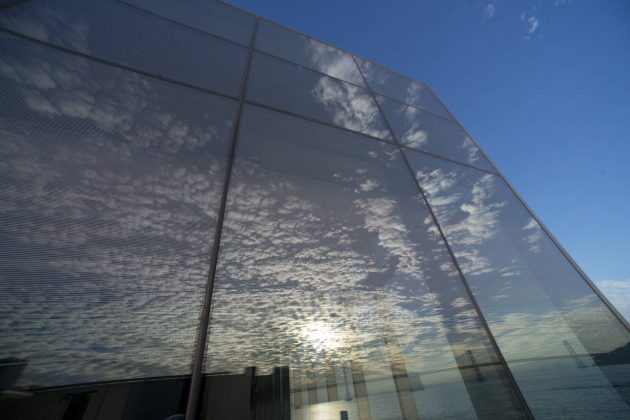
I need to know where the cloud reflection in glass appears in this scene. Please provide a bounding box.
[203,104,525,419]
[0,32,237,386]
[405,150,630,418]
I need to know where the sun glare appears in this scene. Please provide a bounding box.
[301,320,343,351]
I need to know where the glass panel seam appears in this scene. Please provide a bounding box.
[424,85,501,174]
[502,171,630,332]
[0,32,489,180]
[427,84,630,334]
[0,27,241,102]
[252,14,386,79]
[217,1,436,94]
[244,99,397,146]
[375,91,461,126]
[398,143,497,175]
[397,123,537,420]
[183,16,261,420]
[352,54,535,420]
[117,0,252,48]
[244,98,498,175]
[2,20,492,177]
[251,48,367,91]
[219,0,468,126]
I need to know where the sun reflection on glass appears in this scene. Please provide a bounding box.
[301,320,344,351]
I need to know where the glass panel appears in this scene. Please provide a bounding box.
[377,95,494,172]
[201,104,527,419]
[0,32,237,418]
[256,19,366,87]
[0,0,248,96]
[405,150,630,419]
[357,58,453,121]
[123,0,255,46]
[246,52,392,141]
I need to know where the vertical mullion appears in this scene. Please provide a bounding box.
[352,55,535,420]
[184,16,261,420]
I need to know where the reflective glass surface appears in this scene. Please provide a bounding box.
[2,0,629,418]
[246,52,393,141]
[0,31,236,416]
[405,150,630,419]
[122,0,256,46]
[378,95,494,172]
[0,0,248,97]
[256,19,366,87]
[202,104,526,419]
[357,58,453,121]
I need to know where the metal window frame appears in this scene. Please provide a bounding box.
[352,54,536,419]
[3,1,628,418]
[426,85,630,333]
[183,15,261,420]
[215,0,630,334]
[233,0,630,338]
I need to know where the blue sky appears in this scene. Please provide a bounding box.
[229,0,630,318]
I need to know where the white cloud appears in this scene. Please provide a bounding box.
[483,3,496,21]
[305,39,364,86]
[527,16,539,34]
[358,179,379,192]
[596,279,630,321]
[0,34,237,386]
[311,76,391,139]
[522,217,543,253]
[521,12,540,40]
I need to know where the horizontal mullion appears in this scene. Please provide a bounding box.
[117,0,252,48]
[0,27,240,103]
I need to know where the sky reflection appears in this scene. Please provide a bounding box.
[377,95,494,172]
[202,104,523,417]
[0,0,248,96]
[246,52,392,140]
[406,149,630,418]
[0,32,236,386]
[357,58,453,121]
[256,19,366,86]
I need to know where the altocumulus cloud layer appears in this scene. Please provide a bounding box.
[408,154,630,358]
[204,105,501,382]
[199,105,525,418]
[407,154,630,415]
[1,3,629,418]
[0,32,235,386]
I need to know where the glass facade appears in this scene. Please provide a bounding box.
[0,1,628,419]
